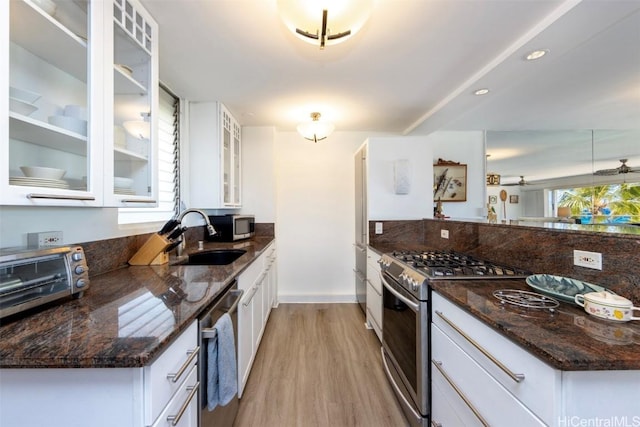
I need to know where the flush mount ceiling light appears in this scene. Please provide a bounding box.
[277,0,372,49]
[474,88,490,96]
[297,112,335,143]
[525,49,549,61]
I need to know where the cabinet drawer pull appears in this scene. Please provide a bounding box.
[243,286,259,307]
[432,359,489,427]
[166,381,199,426]
[120,199,158,203]
[27,193,96,201]
[435,310,525,383]
[167,347,199,383]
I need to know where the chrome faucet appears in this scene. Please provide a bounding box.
[175,209,216,256]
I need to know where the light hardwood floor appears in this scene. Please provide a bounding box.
[234,303,409,427]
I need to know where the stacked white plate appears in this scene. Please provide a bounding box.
[10,177,70,189]
[9,87,41,117]
[114,176,135,195]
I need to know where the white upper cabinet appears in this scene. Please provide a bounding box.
[103,0,158,207]
[1,0,158,207]
[189,102,242,208]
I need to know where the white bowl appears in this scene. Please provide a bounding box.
[48,115,87,136]
[20,166,66,180]
[63,105,87,121]
[114,177,134,189]
[9,87,41,104]
[10,98,38,116]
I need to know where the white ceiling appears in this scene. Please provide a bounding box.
[140,0,640,181]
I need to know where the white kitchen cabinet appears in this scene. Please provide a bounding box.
[264,242,278,317]
[189,102,242,208]
[0,321,198,427]
[236,242,276,397]
[431,293,640,426]
[365,247,382,341]
[103,0,159,207]
[1,0,158,208]
[2,0,103,206]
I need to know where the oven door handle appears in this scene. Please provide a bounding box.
[381,275,419,312]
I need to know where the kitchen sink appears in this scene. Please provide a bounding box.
[183,249,247,265]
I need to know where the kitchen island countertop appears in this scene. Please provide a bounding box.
[0,237,274,369]
[431,279,640,371]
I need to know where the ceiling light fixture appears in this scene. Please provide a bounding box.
[525,49,549,61]
[277,0,372,49]
[297,112,335,143]
[474,88,490,96]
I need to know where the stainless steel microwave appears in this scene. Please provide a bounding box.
[0,246,90,320]
[206,215,255,241]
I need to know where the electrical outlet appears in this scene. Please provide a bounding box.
[27,231,63,248]
[573,250,602,270]
[375,222,383,234]
[441,229,449,239]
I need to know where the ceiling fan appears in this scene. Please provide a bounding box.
[503,176,530,186]
[594,159,640,176]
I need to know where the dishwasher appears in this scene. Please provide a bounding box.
[199,280,243,427]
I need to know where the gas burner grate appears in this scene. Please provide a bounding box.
[493,289,559,310]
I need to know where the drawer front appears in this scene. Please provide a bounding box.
[145,321,198,425]
[150,365,198,427]
[365,280,382,331]
[431,326,546,427]
[431,359,484,426]
[432,294,559,425]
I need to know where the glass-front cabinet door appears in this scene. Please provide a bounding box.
[1,0,103,206]
[103,0,158,207]
[232,120,241,206]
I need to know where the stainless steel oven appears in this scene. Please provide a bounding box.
[380,260,430,427]
[379,250,530,427]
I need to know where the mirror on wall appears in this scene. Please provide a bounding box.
[485,129,640,232]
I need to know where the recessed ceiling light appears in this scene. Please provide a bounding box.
[474,88,490,96]
[525,49,549,61]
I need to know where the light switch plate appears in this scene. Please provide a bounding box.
[441,229,449,239]
[375,222,383,234]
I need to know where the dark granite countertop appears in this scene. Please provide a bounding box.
[431,279,640,371]
[0,237,274,369]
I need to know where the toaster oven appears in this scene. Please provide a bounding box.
[0,246,90,320]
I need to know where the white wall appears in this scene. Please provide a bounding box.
[240,127,276,222]
[273,131,389,303]
[487,185,523,222]
[367,136,434,220]
[428,131,486,219]
[0,205,160,248]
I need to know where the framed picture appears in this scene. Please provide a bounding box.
[433,161,467,202]
[489,195,497,204]
[510,195,519,204]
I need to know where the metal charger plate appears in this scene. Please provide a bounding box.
[525,274,614,305]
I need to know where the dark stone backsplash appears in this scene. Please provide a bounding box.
[369,219,640,304]
[79,223,275,277]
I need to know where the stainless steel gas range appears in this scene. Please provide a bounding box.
[378,250,530,427]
